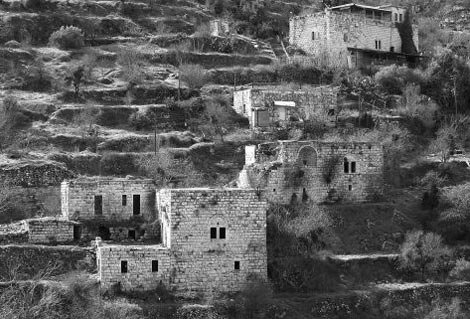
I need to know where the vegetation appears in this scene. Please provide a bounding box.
[48,26,85,50]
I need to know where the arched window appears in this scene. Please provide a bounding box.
[344,157,357,174]
[297,146,317,167]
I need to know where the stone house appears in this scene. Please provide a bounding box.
[61,177,156,241]
[97,188,268,296]
[239,140,384,204]
[210,19,231,36]
[233,84,339,129]
[289,3,421,68]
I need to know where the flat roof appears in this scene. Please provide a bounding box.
[330,3,393,13]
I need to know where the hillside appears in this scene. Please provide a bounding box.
[2,0,470,318]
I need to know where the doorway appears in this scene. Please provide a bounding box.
[133,195,141,215]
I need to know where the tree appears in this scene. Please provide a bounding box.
[0,96,23,150]
[179,64,209,90]
[428,121,461,163]
[399,230,453,281]
[65,66,85,99]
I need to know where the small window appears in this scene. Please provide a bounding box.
[328,108,335,116]
[344,158,349,173]
[242,104,246,113]
[273,188,276,193]
[234,261,240,270]
[94,195,102,215]
[152,260,158,272]
[348,185,353,191]
[210,227,217,239]
[343,33,349,42]
[121,261,128,273]
[128,229,136,239]
[390,46,395,52]
[311,31,315,40]
[122,195,127,206]
[303,160,308,166]
[219,227,226,239]
[351,162,357,173]
[399,14,403,22]
[394,13,398,21]
[375,40,382,50]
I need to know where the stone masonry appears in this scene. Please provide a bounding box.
[289,4,419,67]
[61,177,156,221]
[233,84,339,128]
[97,188,268,296]
[25,217,79,244]
[240,140,384,204]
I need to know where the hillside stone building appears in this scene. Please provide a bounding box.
[289,3,420,68]
[97,188,268,296]
[61,177,156,241]
[233,84,339,129]
[239,140,384,204]
[210,19,231,36]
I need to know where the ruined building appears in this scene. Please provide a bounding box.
[210,19,231,36]
[289,3,421,68]
[61,177,156,241]
[96,188,267,296]
[239,140,384,204]
[233,84,339,129]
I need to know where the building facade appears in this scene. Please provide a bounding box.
[61,177,156,241]
[233,85,339,128]
[97,188,268,296]
[289,3,420,68]
[240,140,384,204]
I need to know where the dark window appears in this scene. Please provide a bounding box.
[152,260,158,272]
[98,226,110,240]
[311,31,315,40]
[128,229,136,239]
[394,13,398,21]
[121,261,128,273]
[122,195,127,206]
[351,161,357,173]
[343,33,349,42]
[219,227,226,239]
[303,160,307,166]
[273,189,276,193]
[399,14,403,22]
[73,225,81,240]
[328,108,335,116]
[390,46,395,52]
[94,195,102,215]
[133,195,140,215]
[234,261,240,270]
[210,227,217,239]
[344,158,349,173]
[348,185,353,191]
[243,104,246,113]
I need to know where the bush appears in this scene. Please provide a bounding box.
[375,65,425,95]
[399,230,453,281]
[449,258,470,280]
[179,63,210,89]
[49,26,85,50]
[117,47,146,84]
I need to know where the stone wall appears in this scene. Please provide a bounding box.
[26,218,79,244]
[61,177,156,221]
[97,188,268,296]
[289,10,419,62]
[97,245,171,291]
[233,85,339,128]
[242,140,384,204]
[159,188,268,296]
[0,161,75,188]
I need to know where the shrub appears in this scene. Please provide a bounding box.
[179,63,210,89]
[374,65,425,95]
[117,47,146,84]
[449,258,470,280]
[399,230,453,281]
[49,26,85,50]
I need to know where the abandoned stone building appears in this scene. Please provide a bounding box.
[210,19,231,36]
[97,188,268,296]
[289,3,421,68]
[233,84,339,129]
[25,218,80,244]
[239,140,384,204]
[61,177,156,241]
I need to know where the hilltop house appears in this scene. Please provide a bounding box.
[233,84,339,129]
[289,3,421,68]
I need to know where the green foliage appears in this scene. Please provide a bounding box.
[375,65,425,95]
[399,230,453,281]
[49,26,85,50]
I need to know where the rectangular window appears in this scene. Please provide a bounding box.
[152,260,158,272]
[121,260,128,273]
[219,227,226,239]
[351,162,357,173]
[234,261,240,270]
[122,195,127,206]
[94,195,102,215]
[394,13,398,21]
[366,10,373,19]
[128,229,136,240]
[348,185,353,191]
[344,161,349,173]
[375,40,382,50]
[399,14,403,22]
[311,31,315,40]
[133,195,140,215]
[210,227,217,239]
